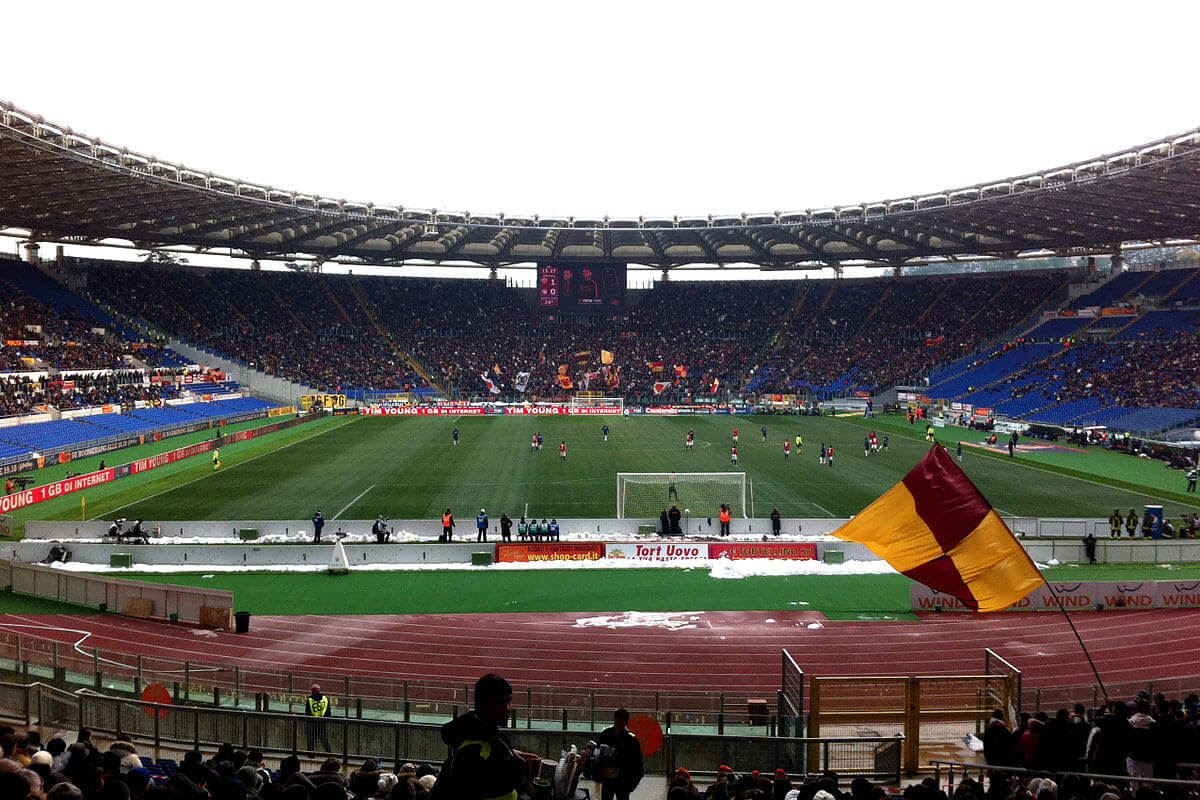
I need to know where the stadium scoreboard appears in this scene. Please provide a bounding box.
[538,263,626,312]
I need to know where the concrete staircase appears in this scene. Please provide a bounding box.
[166,338,311,405]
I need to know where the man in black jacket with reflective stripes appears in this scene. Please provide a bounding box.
[433,674,534,800]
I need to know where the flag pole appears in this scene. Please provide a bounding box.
[1044,581,1110,705]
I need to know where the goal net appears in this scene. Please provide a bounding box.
[616,472,748,519]
[571,395,624,412]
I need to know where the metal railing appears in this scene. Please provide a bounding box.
[0,681,903,783]
[983,649,1023,714]
[0,631,789,735]
[931,759,1200,792]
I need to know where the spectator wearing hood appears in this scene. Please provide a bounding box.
[1127,700,1157,780]
[982,709,1014,767]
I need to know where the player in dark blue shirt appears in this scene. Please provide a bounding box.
[761,426,768,442]
[602,424,609,442]
[452,428,459,445]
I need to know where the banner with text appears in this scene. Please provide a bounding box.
[495,543,605,563]
[605,542,708,561]
[911,580,1200,612]
[708,542,818,560]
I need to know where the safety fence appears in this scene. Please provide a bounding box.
[1,681,904,782]
[779,649,805,737]
[0,630,791,735]
[807,673,1017,775]
[0,561,232,621]
[930,760,1200,792]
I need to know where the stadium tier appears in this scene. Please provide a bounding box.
[4,253,1200,436]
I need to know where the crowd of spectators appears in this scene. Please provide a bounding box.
[982,691,1200,782]
[0,371,182,418]
[367,276,780,400]
[0,286,126,372]
[84,266,424,393]
[0,726,441,800]
[1007,333,1200,411]
[747,271,1067,396]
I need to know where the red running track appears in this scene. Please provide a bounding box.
[1,609,1196,700]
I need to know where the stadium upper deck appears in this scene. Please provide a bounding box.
[1,99,1198,269]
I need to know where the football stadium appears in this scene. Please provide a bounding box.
[3,10,1200,800]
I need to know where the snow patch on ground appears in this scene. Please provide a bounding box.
[37,531,844,546]
[189,629,218,637]
[573,611,705,631]
[43,557,896,577]
[708,558,895,579]
[806,622,824,629]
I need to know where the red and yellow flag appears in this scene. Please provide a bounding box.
[832,445,1044,612]
[600,349,614,365]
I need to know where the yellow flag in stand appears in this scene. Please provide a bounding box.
[601,350,614,365]
[831,444,1045,612]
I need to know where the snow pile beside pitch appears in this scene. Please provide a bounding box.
[43,556,894,577]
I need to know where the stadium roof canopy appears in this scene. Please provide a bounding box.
[2,98,1199,271]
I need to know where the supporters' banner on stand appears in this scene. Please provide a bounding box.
[833,445,1044,612]
[480,374,501,395]
[674,365,688,378]
[574,350,592,364]
[557,375,574,389]
[514,372,531,393]
[646,360,665,372]
[652,381,671,395]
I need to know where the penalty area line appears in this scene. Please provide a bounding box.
[333,484,376,520]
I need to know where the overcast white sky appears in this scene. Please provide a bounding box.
[7,0,1199,225]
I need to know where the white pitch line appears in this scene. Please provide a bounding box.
[333,484,376,520]
[96,417,359,520]
[0,617,223,674]
[809,500,835,517]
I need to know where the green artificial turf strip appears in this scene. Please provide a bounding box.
[0,590,101,614]
[114,563,1200,617]
[6,414,350,537]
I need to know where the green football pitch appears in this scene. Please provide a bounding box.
[10,412,1200,531]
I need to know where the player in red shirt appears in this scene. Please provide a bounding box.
[783,440,790,460]
[732,427,739,443]
[827,444,835,467]
[730,445,738,465]
[559,441,567,462]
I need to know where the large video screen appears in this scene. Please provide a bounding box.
[538,263,626,312]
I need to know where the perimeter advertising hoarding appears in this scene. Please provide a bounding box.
[709,542,818,560]
[605,542,707,561]
[495,543,605,563]
[911,580,1200,611]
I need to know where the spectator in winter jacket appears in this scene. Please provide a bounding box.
[982,710,1014,767]
[436,673,534,800]
[1016,716,1044,769]
[1127,700,1157,780]
[1087,702,1131,776]
[593,708,644,800]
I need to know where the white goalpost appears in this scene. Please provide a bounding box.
[616,472,748,519]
